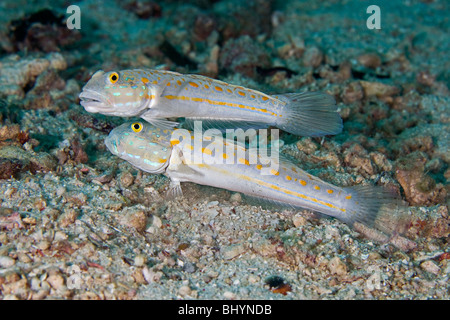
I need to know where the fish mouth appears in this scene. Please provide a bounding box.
[104,134,120,156]
[79,89,110,112]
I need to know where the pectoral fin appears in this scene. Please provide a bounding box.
[166,179,183,198]
[140,110,180,129]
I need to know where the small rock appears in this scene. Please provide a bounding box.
[58,209,78,228]
[1,278,28,298]
[420,260,440,275]
[395,158,447,206]
[193,14,216,41]
[0,158,27,179]
[47,272,65,290]
[303,46,323,68]
[134,254,146,267]
[120,172,134,188]
[223,291,236,299]
[178,285,192,297]
[222,243,245,260]
[124,0,161,19]
[341,81,364,104]
[120,208,147,232]
[292,214,307,227]
[17,253,32,263]
[142,266,162,283]
[183,262,196,273]
[327,257,347,276]
[416,71,435,87]
[343,144,375,177]
[230,193,242,203]
[152,215,162,228]
[357,53,382,69]
[248,275,260,283]
[37,240,51,250]
[360,81,399,98]
[0,256,16,268]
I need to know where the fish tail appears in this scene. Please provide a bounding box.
[340,185,410,236]
[275,92,343,136]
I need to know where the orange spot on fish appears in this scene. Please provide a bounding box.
[270,169,279,176]
[141,77,149,83]
[189,82,199,88]
[345,195,352,200]
[300,180,307,186]
[202,148,212,155]
[215,86,223,92]
[239,158,250,165]
[327,189,334,194]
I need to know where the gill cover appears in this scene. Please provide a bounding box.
[105,121,173,174]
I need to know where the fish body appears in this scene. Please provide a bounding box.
[80,69,343,136]
[105,121,402,230]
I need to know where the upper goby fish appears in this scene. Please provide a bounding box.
[80,69,343,137]
[105,121,406,234]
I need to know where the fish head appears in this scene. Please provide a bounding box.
[105,121,173,174]
[79,70,150,117]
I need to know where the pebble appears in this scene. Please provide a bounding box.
[229,193,242,203]
[248,275,261,284]
[420,260,440,275]
[152,215,162,228]
[0,256,16,268]
[178,285,192,297]
[360,80,399,98]
[292,215,307,227]
[142,266,163,284]
[223,291,236,299]
[134,254,146,267]
[120,208,148,232]
[327,257,347,276]
[303,46,323,68]
[341,81,364,104]
[222,244,246,260]
[47,273,65,290]
[58,209,79,228]
[120,172,134,188]
[38,240,51,250]
[356,53,382,69]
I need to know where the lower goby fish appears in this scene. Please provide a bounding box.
[80,69,343,137]
[105,121,406,234]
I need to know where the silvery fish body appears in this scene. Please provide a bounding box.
[105,121,403,231]
[80,69,343,137]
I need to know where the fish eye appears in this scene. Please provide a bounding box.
[131,122,143,133]
[109,72,119,84]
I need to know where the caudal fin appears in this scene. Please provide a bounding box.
[340,185,410,236]
[275,92,343,136]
